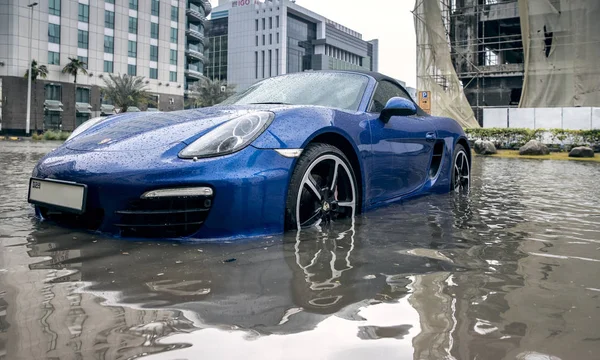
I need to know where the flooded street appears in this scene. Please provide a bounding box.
[1,141,599,360]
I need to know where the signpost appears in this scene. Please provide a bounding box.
[418,91,431,115]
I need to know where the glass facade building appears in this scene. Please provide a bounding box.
[286,14,317,74]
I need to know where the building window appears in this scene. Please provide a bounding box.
[276,15,279,28]
[128,64,137,76]
[269,17,272,29]
[105,0,114,3]
[77,56,88,69]
[171,6,178,21]
[104,60,113,72]
[129,0,138,10]
[485,48,499,66]
[45,84,61,101]
[170,50,177,65]
[150,68,158,79]
[262,18,265,30]
[76,87,90,126]
[48,51,60,65]
[104,35,114,53]
[49,0,60,16]
[76,87,90,103]
[262,50,265,78]
[276,49,279,75]
[150,45,158,61]
[129,17,138,34]
[255,51,258,79]
[151,0,160,16]
[255,35,258,46]
[128,41,137,57]
[48,24,60,44]
[169,71,177,82]
[151,22,159,39]
[105,10,115,29]
[269,33,272,45]
[170,27,178,43]
[262,34,265,45]
[277,32,280,44]
[255,19,258,31]
[78,30,88,49]
[269,49,272,77]
[78,3,89,23]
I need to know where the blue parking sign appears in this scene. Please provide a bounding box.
[422,92,428,98]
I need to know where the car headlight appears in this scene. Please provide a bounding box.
[66,116,108,141]
[179,111,275,159]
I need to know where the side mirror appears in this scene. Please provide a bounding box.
[380,97,417,123]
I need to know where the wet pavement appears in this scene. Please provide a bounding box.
[1,141,599,360]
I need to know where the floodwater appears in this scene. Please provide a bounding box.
[1,141,599,360]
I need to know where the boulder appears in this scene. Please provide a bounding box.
[519,140,550,156]
[474,140,497,155]
[569,146,595,158]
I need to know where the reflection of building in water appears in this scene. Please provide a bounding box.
[0,232,192,360]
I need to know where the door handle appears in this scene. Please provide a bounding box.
[426,132,436,142]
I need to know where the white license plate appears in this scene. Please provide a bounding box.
[28,178,87,214]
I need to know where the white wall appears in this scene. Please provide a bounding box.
[483,107,598,130]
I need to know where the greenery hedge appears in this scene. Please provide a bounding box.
[465,128,600,149]
[31,130,71,141]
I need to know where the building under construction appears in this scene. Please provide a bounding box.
[415,0,600,128]
[448,0,523,122]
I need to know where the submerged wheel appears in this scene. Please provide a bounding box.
[452,144,470,192]
[285,143,357,230]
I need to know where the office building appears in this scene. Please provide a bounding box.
[0,0,209,134]
[204,0,379,90]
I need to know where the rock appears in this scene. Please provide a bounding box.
[569,146,595,158]
[519,140,549,156]
[474,140,497,155]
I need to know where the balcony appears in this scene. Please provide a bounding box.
[186,48,205,62]
[186,5,205,23]
[186,27,205,43]
[185,67,203,80]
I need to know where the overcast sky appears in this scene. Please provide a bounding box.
[208,0,418,87]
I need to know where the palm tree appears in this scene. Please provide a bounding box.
[62,57,88,85]
[24,60,49,132]
[62,57,88,125]
[187,77,236,108]
[102,74,151,113]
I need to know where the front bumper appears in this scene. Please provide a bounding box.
[32,145,295,241]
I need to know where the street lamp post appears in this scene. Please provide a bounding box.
[25,2,38,135]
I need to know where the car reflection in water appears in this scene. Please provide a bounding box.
[21,205,466,356]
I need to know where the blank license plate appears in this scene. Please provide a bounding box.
[28,178,87,214]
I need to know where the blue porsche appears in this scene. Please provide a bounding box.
[28,70,471,241]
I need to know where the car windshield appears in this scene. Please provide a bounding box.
[220,72,370,111]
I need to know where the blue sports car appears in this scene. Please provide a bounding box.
[28,71,471,241]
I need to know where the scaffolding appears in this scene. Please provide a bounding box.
[416,0,600,126]
[414,0,480,128]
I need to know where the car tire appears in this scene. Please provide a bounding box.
[285,143,358,230]
[451,144,470,192]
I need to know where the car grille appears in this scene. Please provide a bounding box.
[40,207,105,231]
[114,195,213,238]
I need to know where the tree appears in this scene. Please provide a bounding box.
[62,57,88,126]
[24,60,49,132]
[187,77,236,108]
[102,74,151,113]
[62,57,88,85]
[24,60,49,82]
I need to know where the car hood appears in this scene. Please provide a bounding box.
[65,107,261,152]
